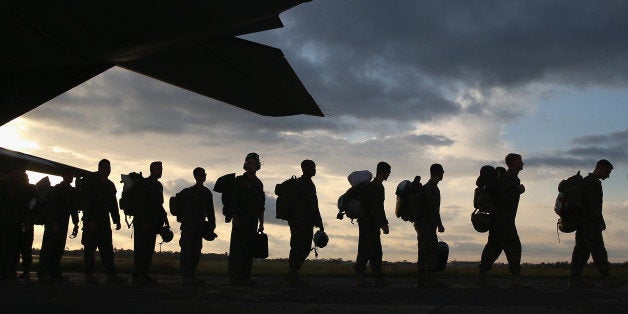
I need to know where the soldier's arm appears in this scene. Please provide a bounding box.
[376,185,388,227]
[109,184,121,225]
[206,190,216,230]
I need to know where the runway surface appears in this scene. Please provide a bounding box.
[1,273,626,313]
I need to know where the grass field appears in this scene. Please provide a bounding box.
[28,249,628,279]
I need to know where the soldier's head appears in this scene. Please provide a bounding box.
[505,153,523,172]
[97,159,111,178]
[150,161,163,179]
[61,168,74,185]
[193,167,206,184]
[430,163,444,182]
[594,159,613,180]
[243,152,261,174]
[301,159,316,178]
[376,161,391,181]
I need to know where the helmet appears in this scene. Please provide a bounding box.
[471,209,491,233]
[159,226,174,243]
[202,221,217,241]
[558,217,578,233]
[313,230,329,248]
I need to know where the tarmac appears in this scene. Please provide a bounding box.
[0,273,626,313]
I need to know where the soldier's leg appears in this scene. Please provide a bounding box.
[19,226,34,276]
[369,230,383,276]
[51,221,70,278]
[499,224,522,276]
[242,220,256,281]
[479,229,503,273]
[82,229,97,277]
[227,224,242,282]
[570,229,590,278]
[180,231,194,277]
[580,224,610,276]
[38,224,54,279]
[190,235,202,277]
[354,222,369,276]
[98,228,117,276]
[288,225,313,273]
[132,228,154,279]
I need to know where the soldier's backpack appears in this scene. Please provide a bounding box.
[471,165,502,233]
[337,181,369,221]
[213,173,236,220]
[169,188,191,222]
[395,176,424,222]
[119,172,144,217]
[554,171,584,234]
[31,176,52,225]
[274,176,299,221]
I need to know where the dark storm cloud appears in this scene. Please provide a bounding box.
[526,129,628,168]
[29,0,628,136]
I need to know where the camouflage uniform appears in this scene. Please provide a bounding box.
[479,170,522,276]
[288,177,323,273]
[227,174,264,284]
[178,185,215,279]
[355,179,388,277]
[38,182,79,279]
[570,173,610,277]
[81,173,121,277]
[132,177,167,281]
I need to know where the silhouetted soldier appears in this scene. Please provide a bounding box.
[476,153,528,288]
[132,161,168,285]
[284,160,324,287]
[37,168,79,282]
[355,161,391,287]
[415,164,446,288]
[569,159,620,288]
[81,159,126,284]
[16,172,36,280]
[178,167,215,285]
[0,165,29,281]
[228,153,265,286]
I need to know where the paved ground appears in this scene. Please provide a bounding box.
[0,274,626,313]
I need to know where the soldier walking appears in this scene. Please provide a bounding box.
[284,160,324,287]
[415,164,446,288]
[355,161,391,287]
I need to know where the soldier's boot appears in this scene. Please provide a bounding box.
[107,274,128,284]
[182,276,205,286]
[568,275,593,289]
[354,274,371,288]
[424,272,447,288]
[373,276,391,288]
[415,271,426,288]
[474,272,496,288]
[509,275,532,289]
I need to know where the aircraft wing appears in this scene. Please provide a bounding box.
[0,146,91,178]
[120,37,324,117]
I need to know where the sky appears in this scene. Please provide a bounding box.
[1,0,627,264]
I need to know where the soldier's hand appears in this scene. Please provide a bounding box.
[519,184,526,194]
[115,222,121,230]
[382,224,390,234]
[232,216,239,229]
[258,223,264,233]
[438,225,445,233]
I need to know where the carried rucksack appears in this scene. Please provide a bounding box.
[336,170,372,222]
[31,176,52,225]
[213,173,236,220]
[471,165,503,233]
[119,172,144,218]
[554,171,584,234]
[169,188,191,222]
[395,176,423,222]
[274,176,299,221]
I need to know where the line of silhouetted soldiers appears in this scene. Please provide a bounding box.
[0,152,621,288]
